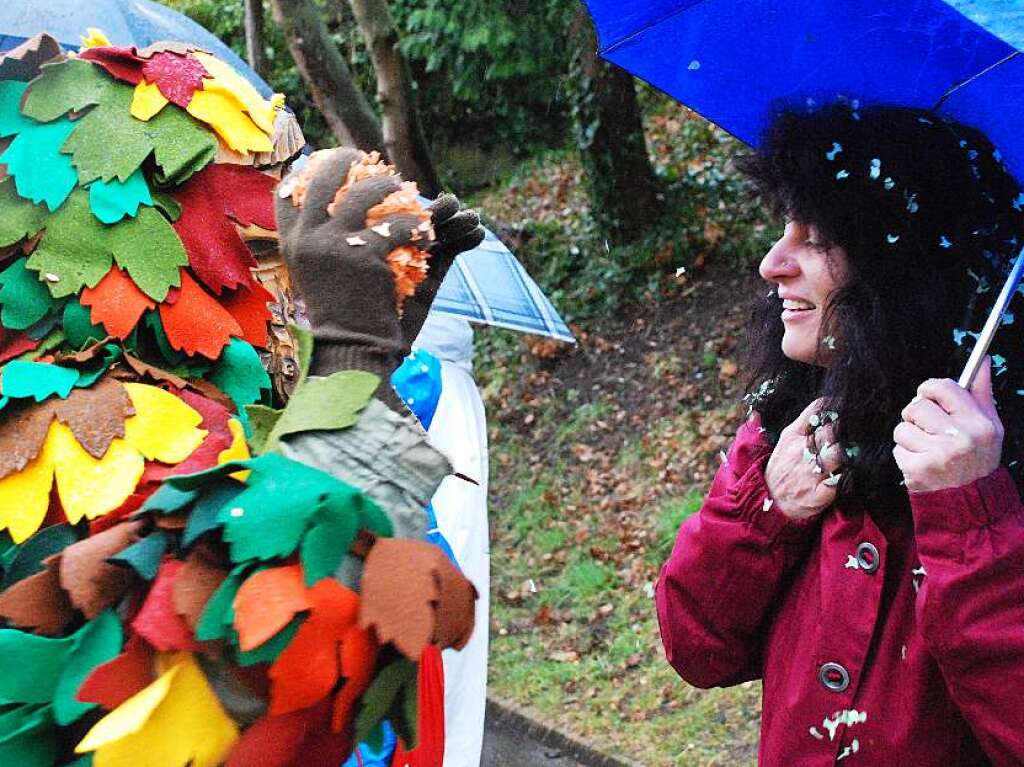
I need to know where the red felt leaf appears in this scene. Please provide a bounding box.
[331,623,378,732]
[268,580,361,716]
[233,564,311,651]
[141,389,234,486]
[141,51,208,108]
[88,491,151,537]
[80,267,156,340]
[170,164,277,294]
[221,283,273,349]
[77,635,155,710]
[131,558,205,652]
[78,46,144,85]
[158,270,242,359]
[0,328,40,363]
[226,705,322,767]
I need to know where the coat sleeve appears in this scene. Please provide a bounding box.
[910,467,1024,767]
[655,416,818,688]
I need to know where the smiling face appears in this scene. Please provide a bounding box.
[759,221,849,365]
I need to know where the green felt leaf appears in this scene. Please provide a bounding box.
[363,721,387,754]
[234,613,304,667]
[1,525,76,589]
[354,658,416,747]
[88,168,153,224]
[24,59,216,187]
[210,339,271,412]
[182,479,244,549]
[74,344,122,388]
[400,668,419,749]
[196,565,248,642]
[0,181,46,249]
[109,206,187,301]
[1,361,78,401]
[293,324,314,385]
[22,59,117,122]
[151,191,182,223]
[300,504,358,587]
[62,299,107,350]
[0,82,32,137]
[264,371,379,451]
[107,533,167,581]
[0,704,58,767]
[0,257,61,331]
[139,482,199,516]
[54,610,122,725]
[25,189,186,302]
[25,190,112,299]
[0,117,77,211]
[0,631,70,703]
[242,404,281,455]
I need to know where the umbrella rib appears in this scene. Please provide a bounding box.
[932,50,1020,110]
[597,0,713,56]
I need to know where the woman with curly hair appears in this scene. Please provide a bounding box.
[655,103,1024,765]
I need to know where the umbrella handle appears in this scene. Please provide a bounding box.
[958,247,1024,389]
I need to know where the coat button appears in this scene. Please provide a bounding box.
[819,662,850,692]
[856,542,880,573]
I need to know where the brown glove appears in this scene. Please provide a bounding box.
[274,148,428,387]
[399,193,485,347]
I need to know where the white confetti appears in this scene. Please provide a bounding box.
[845,555,860,570]
[44,273,59,283]
[688,60,701,70]
[346,236,368,246]
[809,726,824,740]
[675,266,687,277]
[762,497,774,512]
[371,222,392,237]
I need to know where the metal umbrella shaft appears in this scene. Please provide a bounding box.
[959,245,1024,389]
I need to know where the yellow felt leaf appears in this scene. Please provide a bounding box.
[193,52,279,134]
[217,418,251,481]
[49,423,144,523]
[186,89,272,153]
[122,383,207,463]
[0,448,54,544]
[77,653,239,767]
[81,28,112,49]
[76,661,176,752]
[131,80,170,122]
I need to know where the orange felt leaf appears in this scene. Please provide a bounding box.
[268,579,360,716]
[221,283,273,349]
[330,623,377,732]
[81,267,156,340]
[232,564,311,652]
[158,270,242,359]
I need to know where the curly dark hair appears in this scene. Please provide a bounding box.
[736,102,1024,506]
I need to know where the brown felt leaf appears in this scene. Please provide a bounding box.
[0,399,57,480]
[57,520,142,618]
[0,33,64,81]
[116,353,189,389]
[53,378,135,459]
[56,337,117,365]
[0,563,73,635]
[172,546,229,632]
[358,538,477,660]
[432,558,477,651]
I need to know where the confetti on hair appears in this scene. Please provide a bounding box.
[939,235,952,249]
[836,170,849,180]
[883,177,896,191]
[825,142,843,161]
[993,354,1008,376]
[869,158,881,180]
[886,233,899,244]
[905,192,919,214]
[1012,192,1024,212]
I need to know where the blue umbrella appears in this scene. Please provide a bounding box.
[0,0,271,96]
[583,0,1023,382]
[432,227,576,344]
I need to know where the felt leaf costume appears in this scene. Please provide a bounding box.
[0,31,478,767]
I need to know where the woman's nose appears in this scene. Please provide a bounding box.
[759,236,800,282]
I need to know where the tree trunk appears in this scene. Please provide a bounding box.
[243,0,266,76]
[269,0,384,152]
[347,0,441,197]
[571,8,659,243]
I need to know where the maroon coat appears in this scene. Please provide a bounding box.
[656,415,1024,765]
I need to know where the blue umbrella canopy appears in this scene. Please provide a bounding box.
[583,0,1024,183]
[0,0,271,96]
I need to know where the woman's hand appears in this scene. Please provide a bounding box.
[766,399,844,520]
[894,356,1004,493]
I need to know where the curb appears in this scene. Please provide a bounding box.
[485,697,638,767]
